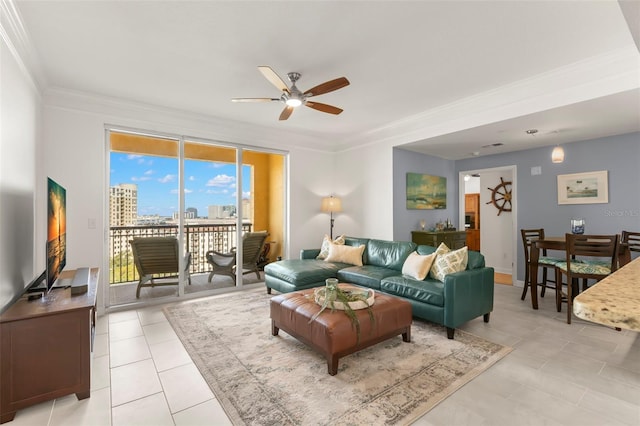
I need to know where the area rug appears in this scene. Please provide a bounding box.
[164,289,511,425]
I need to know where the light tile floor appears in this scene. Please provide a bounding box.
[8,284,640,425]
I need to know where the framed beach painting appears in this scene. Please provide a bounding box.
[406,173,447,209]
[557,170,608,205]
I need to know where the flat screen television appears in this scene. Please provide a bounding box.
[46,177,67,291]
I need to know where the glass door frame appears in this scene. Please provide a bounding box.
[104,125,289,310]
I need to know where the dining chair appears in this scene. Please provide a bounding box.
[520,229,563,301]
[556,233,619,324]
[618,230,640,268]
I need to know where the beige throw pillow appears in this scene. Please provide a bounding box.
[431,246,469,282]
[402,252,436,281]
[316,234,345,259]
[324,243,365,266]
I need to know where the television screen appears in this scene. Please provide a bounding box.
[46,177,66,290]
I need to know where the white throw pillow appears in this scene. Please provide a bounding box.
[402,252,436,281]
[324,243,365,266]
[431,246,469,282]
[316,234,345,259]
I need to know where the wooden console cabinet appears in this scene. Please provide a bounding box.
[0,268,98,423]
[411,231,467,249]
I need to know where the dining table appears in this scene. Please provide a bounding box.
[529,236,566,310]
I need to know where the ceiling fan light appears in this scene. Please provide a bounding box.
[285,98,302,107]
[551,146,565,163]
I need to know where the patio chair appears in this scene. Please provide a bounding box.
[206,231,268,282]
[130,236,191,298]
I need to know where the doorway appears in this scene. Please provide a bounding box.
[459,166,517,285]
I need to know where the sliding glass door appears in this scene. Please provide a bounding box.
[106,129,286,308]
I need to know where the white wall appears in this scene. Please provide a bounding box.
[0,37,42,311]
[335,143,395,240]
[40,92,337,309]
[464,176,480,194]
[480,169,513,275]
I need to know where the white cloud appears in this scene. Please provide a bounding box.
[158,174,176,183]
[127,154,142,160]
[206,174,235,187]
[170,188,193,194]
[189,175,196,181]
[131,176,151,182]
[144,169,154,175]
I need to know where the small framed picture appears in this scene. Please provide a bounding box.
[557,170,608,205]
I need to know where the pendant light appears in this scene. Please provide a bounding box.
[551,146,565,163]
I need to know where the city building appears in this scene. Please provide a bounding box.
[109,183,137,226]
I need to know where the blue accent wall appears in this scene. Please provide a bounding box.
[393,148,457,242]
[394,131,640,281]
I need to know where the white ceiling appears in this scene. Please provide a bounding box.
[12,0,640,158]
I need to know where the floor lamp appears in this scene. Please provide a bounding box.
[321,196,342,240]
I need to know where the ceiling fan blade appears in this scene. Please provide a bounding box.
[279,106,294,121]
[231,98,278,102]
[303,77,350,97]
[258,66,290,94]
[305,101,343,115]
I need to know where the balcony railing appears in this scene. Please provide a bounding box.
[109,223,252,285]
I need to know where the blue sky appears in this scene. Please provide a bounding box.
[110,153,251,217]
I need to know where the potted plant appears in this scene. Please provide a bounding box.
[308,279,375,342]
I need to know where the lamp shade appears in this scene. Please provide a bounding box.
[321,196,342,213]
[551,146,565,163]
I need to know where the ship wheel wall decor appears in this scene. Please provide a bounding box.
[486,177,512,216]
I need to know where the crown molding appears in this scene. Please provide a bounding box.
[0,0,47,92]
[44,87,333,153]
[342,46,640,151]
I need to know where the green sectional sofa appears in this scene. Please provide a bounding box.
[264,237,494,339]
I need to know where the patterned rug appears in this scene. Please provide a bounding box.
[164,289,511,425]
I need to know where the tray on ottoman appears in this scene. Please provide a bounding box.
[270,285,412,375]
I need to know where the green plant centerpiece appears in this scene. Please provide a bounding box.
[308,279,375,343]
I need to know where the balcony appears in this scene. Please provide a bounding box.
[109,224,255,302]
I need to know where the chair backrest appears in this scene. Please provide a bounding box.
[619,230,640,267]
[241,231,268,267]
[565,233,619,274]
[521,228,545,263]
[130,237,180,276]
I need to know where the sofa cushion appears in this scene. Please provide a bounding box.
[381,276,445,307]
[466,250,485,269]
[324,243,365,266]
[416,245,437,256]
[366,239,417,271]
[432,247,469,282]
[337,265,399,290]
[402,252,436,280]
[264,259,347,286]
[316,234,345,259]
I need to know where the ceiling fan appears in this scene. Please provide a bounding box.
[232,66,350,121]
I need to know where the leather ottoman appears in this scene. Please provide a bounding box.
[270,286,412,375]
